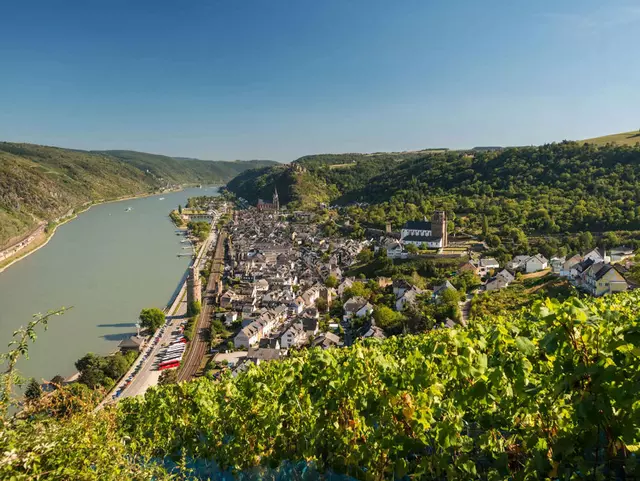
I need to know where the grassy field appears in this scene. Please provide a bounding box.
[582,130,640,146]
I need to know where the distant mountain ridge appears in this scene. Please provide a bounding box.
[0,142,276,250]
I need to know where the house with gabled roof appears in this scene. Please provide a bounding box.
[584,263,629,297]
[343,296,373,322]
[432,280,456,301]
[584,247,609,264]
[561,254,582,277]
[524,254,548,273]
[395,286,424,311]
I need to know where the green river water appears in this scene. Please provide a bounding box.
[0,186,218,382]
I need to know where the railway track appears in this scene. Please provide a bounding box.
[177,230,226,382]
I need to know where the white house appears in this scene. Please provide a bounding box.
[609,246,634,263]
[343,296,374,322]
[384,239,406,259]
[584,247,609,264]
[486,269,515,291]
[550,257,565,274]
[524,254,548,273]
[234,323,260,348]
[478,258,500,276]
[280,323,306,348]
[506,255,530,271]
[392,279,412,297]
[395,286,423,311]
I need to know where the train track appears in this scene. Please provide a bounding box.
[177,230,226,382]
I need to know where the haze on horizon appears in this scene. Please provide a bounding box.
[1,0,639,162]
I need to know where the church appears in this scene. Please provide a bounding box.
[256,188,280,212]
[400,211,448,248]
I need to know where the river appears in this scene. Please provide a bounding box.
[0,186,219,382]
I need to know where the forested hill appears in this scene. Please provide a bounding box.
[226,142,640,235]
[0,142,275,249]
[97,150,276,185]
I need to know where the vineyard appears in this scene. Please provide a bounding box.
[3,291,640,479]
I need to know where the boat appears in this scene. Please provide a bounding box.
[125,207,132,212]
[159,197,165,200]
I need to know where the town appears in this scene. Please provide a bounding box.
[150,190,638,379]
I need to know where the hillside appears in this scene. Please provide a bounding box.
[226,150,433,208]
[98,150,276,185]
[3,290,640,479]
[582,130,640,146]
[226,142,640,238]
[0,142,276,250]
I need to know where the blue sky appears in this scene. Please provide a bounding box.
[1,0,639,161]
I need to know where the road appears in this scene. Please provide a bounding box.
[459,293,473,326]
[177,230,226,382]
[99,230,217,406]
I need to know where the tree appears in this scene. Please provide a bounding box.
[25,378,42,402]
[356,248,373,264]
[103,353,130,381]
[139,308,165,332]
[325,275,338,288]
[440,287,460,305]
[159,369,178,385]
[372,305,405,332]
[50,375,65,388]
[487,234,501,248]
[405,243,419,254]
[178,204,183,214]
[187,300,201,316]
[315,297,328,313]
[482,215,489,237]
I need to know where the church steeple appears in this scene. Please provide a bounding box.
[273,187,279,211]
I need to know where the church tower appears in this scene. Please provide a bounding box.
[273,187,280,211]
[431,210,448,247]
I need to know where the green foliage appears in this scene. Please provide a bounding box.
[169,209,184,226]
[0,307,67,416]
[187,220,210,242]
[325,274,338,288]
[4,292,640,478]
[117,291,640,479]
[372,305,405,332]
[183,316,197,342]
[451,271,482,293]
[187,300,201,316]
[158,369,178,386]
[75,351,136,390]
[139,307,165,331]
[24,378,42,402]
[49,375,65,387]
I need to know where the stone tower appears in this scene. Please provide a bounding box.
[431,210,448,247]
[272,187,280,211]
[187,266,202,311]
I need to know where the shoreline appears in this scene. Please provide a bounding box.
[0,188,182,275]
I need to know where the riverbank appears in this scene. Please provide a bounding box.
[0,188,182,274]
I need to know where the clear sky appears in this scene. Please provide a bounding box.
[1,0,639,161]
